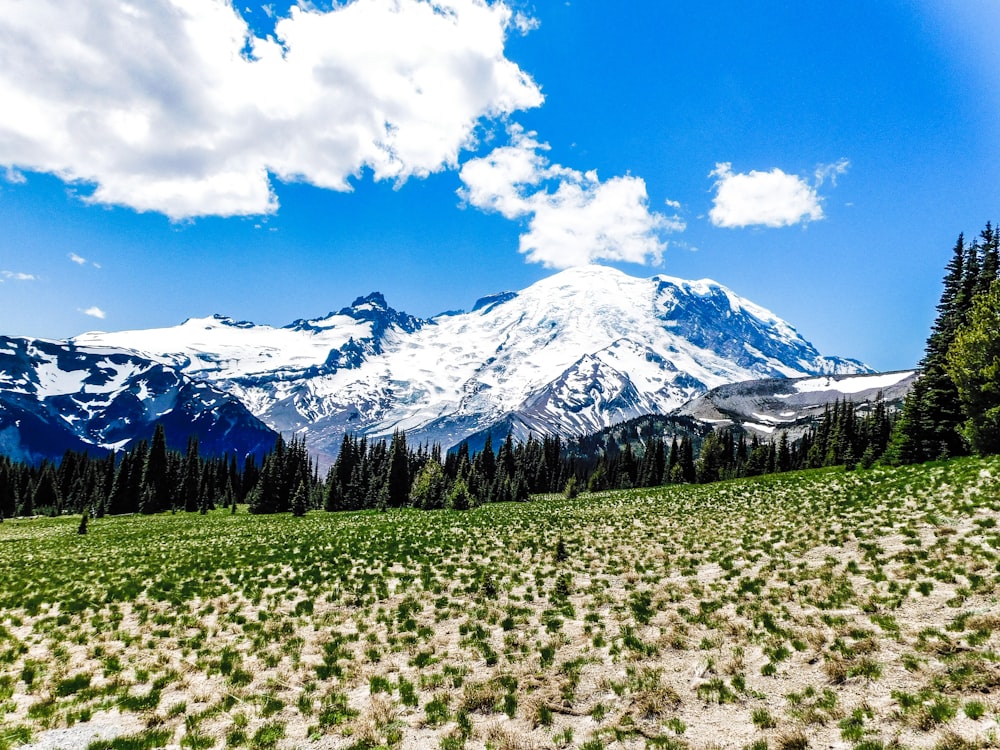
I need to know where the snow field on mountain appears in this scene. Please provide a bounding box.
[75,313,375,379]
[790,370,916,395]
[69,265,872,455]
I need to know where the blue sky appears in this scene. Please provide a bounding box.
[1,0,998,372]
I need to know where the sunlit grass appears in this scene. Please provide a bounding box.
[0,456,998,748]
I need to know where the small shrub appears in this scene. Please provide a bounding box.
[424,694,451,726]
[775,730,809,750]
[963,700,986,720]
[249,722,285,750]
[55,673,92,697]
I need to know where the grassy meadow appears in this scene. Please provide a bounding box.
[1,457,1000,750]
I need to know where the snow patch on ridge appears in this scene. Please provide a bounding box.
[793,371,915,395]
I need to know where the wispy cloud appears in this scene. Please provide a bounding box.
[815,158,850,187]
[459,126,684,269]
[512,12,539,34]
[81,306,106,319]
[68,252,87,265]
[708,161,847,229]
[3,167,25,184]
[1,270,37,281]
[0,0,542,219]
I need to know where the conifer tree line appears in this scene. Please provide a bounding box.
[885,221,1000,462]
[323,431,573,511]
[0,392,897,521]
[0,427,577,519]
[0,424,267,521]
[583,394,894,490]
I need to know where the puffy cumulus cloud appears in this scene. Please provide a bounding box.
[0,0,542,219]
[81,306,107,319]
[459,127,683,268]
[708,161,847,229]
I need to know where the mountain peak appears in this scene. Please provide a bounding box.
[337,291,423,335]
[346,292,389,311]
[543,263,631,283]
[472,291,518,313]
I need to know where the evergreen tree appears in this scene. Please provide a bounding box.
[977,222,999,295]
[563,475,579,499]
[447,477,472,510]
[18,478,35,517]
[587,459,609,492]
[510,470,529,502]
[476,435,496,487]
[140,425,171,514]
[497,433,516,484]
[410,459,447,509]
[31,465,59,515]
[946,279,1000,455]
[291,481,308,517]
[386,431,409,508]
[0,462,16,520]
[665,437,679,483]
[680,436,696,483]
[887,233,971,462]
[883,377,932,465]
[181,436,201,512]
[696,431,728,484]
[248,450,279,514]
[617,443,638,488]
[776,432,791,473]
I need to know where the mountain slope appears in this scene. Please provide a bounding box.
[0,336,277,464]
[675,370,918,437]
[73,265,872,463]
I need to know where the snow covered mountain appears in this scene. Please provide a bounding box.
[72,265,872,464]
[0,336,277,464]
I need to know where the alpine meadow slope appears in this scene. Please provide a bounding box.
[72,265,872,463]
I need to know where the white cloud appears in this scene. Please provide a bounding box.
[68,252,87,265]
[1,270,37,281]
[708,162,845,229]
[0,0,542,219]
[512,12,539,34]
[3,167,25,184]
[81,306,107,319]
[459,127,684,268]
[815,158,850,187]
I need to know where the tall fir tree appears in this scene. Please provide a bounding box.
[30,465,59,515]
[291,481,308,517]
[386,431,409,508]
[181,436,201,512]
[886,233,970,462]
[249,448,279,514]
[977,222,999,295]
[140,425,171,514]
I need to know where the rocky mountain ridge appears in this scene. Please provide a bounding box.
[0,336,277,464]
